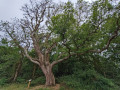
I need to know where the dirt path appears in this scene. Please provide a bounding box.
[29,84,60,90]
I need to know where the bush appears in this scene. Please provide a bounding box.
[59,86,66,90]
[31,76,45,86]
[0,77,8,86]
[59,69,119,90]
[16,77,26,83]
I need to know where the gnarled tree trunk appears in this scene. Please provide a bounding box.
[40,64,55,86]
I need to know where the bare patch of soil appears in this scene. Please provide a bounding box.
[29,84,60,90]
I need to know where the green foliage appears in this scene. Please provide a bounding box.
[57,54,120,89]
[0,77,8,86]
[1,38,8,45]
[20,59,34,79]
[0,83,27,90]
[0,45,22,84]
[59,86,66,90]
[49,1,76,41]
[16,77,26,83]
[31,76,46,86]
[20,56,44,80]
[0,0,120,89]
[59,69,119,90]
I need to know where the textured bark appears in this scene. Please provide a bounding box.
[41,64,55,86]
[45,66,55,86]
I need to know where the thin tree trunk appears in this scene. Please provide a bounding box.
[32,65,36,79]
[13,61,22,81]
[104,72,106,78]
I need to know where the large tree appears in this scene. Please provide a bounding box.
[0,0,120,86]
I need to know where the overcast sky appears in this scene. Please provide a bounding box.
[0,0,95,21]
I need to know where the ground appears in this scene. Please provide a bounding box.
[0,84,62,90]
[30,84,60,90]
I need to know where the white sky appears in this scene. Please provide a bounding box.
[0,0,95,21]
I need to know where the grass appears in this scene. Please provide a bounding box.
[0,83,27,90]
[0,83,61,90]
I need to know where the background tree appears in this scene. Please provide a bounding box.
[0,39,23,84]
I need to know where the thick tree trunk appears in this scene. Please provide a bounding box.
[41,64,55,86]
[45,66,55,86]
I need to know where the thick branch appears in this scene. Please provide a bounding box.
[5,27,40,65]
[51,55,70,67]
[51,53,77,66]
[47,42,57,53]
[24,48,40,65]
[89,20,120,53]
[51,18,120,66]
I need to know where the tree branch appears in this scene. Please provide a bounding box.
[89,19,120,53]
[4,24,40,65]
[51,18,120,66]
[51,55,70,67]
[47,42,57,53]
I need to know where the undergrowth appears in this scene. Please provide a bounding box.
[59,69,119,90]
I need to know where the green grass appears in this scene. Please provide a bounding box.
[0,83,56,90]
[0,83,28,90]
[0,83,51,90]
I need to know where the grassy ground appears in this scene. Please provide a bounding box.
[0,83,28,90]
[0,83,63,90]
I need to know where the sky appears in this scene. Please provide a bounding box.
[0,0,95,21]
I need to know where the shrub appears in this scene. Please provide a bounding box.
[16,77,26,83]
[31,76,45,86]
[59,86,66,90]
[59,69,119,90]
[0,77,8,86]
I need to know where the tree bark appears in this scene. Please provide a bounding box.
[13,61,22,81]
[40,64,55,86]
